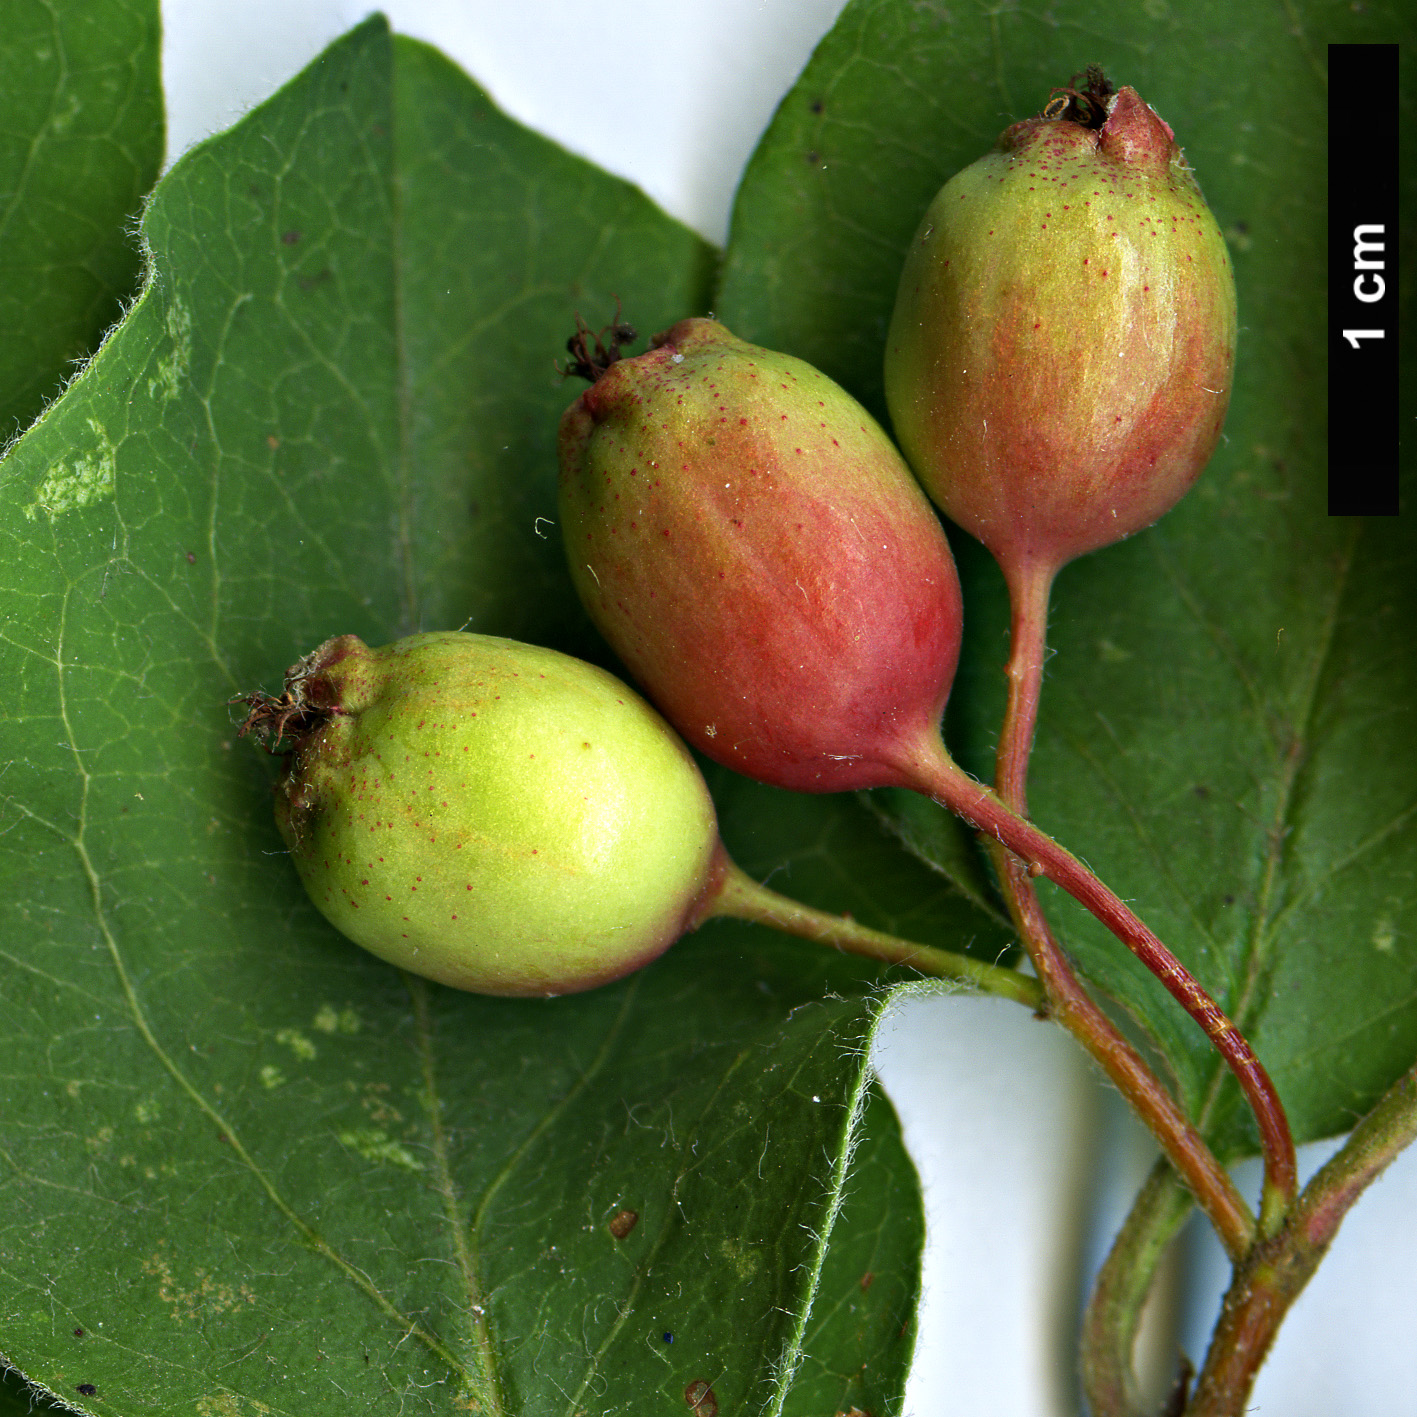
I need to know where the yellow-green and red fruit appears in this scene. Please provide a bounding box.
[885,75,1237,578]
[244,632,722,998]
[558,318,963,794]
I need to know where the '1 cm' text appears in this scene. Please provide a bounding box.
[1343,225,1388,349]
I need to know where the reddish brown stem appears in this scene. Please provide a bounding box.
[991,843,1252,1259]
[1186,1061,1417,1415]
[996,557,1055,815]
[989,554,1258,1255]
[989,556,1251,1386]
[987,555,1295,1233]
[894,735,1298,1216]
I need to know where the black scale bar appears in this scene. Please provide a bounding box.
[1328,43,1400,516]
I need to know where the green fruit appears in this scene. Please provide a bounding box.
[252,632,722,998]
[885,83,1237,578]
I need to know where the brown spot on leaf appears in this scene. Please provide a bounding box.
[608,1208,639,1240]
[685,1380,718,1416]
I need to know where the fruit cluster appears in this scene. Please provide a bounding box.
[241,78,1237,1015]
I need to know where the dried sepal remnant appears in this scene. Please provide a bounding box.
[558,302,639,383]
[1041,63,1116,126]
[246,632,723,997]
[232,644,336,749]
[233,690,322,751]
[885,75,1237,580]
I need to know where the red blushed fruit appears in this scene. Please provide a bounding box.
[885,85,1238,580]
[558,318,962,793]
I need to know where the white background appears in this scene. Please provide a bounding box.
[160,5,1417,1413]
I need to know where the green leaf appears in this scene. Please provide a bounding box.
[0,0,163,440]
[781,1085,922,1417]
[0,18,927,1414]
[720,0,1417,1155]
[389,37,718,648]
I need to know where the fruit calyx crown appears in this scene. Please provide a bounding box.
[1000,72,1184,182]
[233,635,365,752]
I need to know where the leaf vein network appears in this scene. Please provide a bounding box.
[43,586,474,1389]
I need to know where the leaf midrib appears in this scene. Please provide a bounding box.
[1172,521,1363,1138]
[1046,519,1363,1143]
[409,974,505,1416]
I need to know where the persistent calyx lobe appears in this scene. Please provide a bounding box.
[558,318,963,794]
[885,80,1238,576]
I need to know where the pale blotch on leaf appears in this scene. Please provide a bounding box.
[360,1081,404,1126]
[313,1003,362,1034]
[259,1064,285,1089]
[196,1396,272,1417]
[48,91,82,136]
[719,1235,761,1280]
[148,297,192,404]
[1097,639,1132,663]
[25,418,116,520]
[142,1248,257,1323]
[274,1027,317,1060]
[84,1126,115,1155]
[1225,223,1254,254]
[134,1099,162,1124]
[338,1127,425,1172]
[1373,918,1396,954]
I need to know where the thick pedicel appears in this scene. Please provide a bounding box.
[558,318,963,793]
[258,632,722,998]
[885,83,1238,577]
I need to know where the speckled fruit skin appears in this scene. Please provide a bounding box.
[885,86,1237,576]
[274,632,721,998]
[558,317,963,793]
